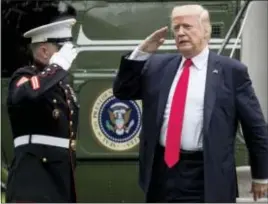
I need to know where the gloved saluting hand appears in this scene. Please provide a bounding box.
[49,42,78,71]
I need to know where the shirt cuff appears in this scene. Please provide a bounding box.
[252,179,268,184]
[128,46,152,61]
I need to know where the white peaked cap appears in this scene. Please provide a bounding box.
[23,18,76,43]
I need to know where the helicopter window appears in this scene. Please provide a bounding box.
[211,23,224,38]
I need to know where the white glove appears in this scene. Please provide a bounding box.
[49,42,78,71]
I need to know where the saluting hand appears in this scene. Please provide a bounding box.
[49,42,78,71]
[251,182,268,201]
[139,26,168,53]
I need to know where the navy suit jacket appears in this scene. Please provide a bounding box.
[113,50,268,202]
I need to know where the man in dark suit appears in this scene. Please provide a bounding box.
[113,4,268,203]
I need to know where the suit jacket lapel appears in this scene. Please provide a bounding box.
[203,51,221,134]
[156,55,182,130]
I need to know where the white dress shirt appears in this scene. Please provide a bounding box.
[160,47,208,150]
[128,47,268,184]
[130,46,209,151]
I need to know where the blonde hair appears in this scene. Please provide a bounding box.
[170,4,212,41]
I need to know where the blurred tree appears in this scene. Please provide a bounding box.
[1,0,63,77]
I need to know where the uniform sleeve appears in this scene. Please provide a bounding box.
[9,63,68,104]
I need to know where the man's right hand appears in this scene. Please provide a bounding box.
[49,42,78,71]
[139,26,168,53]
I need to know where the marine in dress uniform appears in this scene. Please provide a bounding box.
[6,3,79,203]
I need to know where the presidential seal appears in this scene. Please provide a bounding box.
[91,88,142,151]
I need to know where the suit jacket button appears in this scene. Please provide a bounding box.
[42,157,47,163]
[53,99,57,103]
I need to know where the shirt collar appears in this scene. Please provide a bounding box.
[181,46,209,70]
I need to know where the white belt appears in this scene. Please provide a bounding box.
[14,134,70,148]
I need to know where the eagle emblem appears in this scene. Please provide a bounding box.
[105,103,135,136]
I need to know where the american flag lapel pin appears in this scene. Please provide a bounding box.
[212,69,218,74]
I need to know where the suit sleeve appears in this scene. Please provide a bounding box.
[9,63,68,104]
[113,52,151,100]
[235,65,268,179]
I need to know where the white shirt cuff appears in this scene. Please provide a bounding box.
[252,179,268,184]
[128,46,152,61]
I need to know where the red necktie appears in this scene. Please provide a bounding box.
[164,59,192,168]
